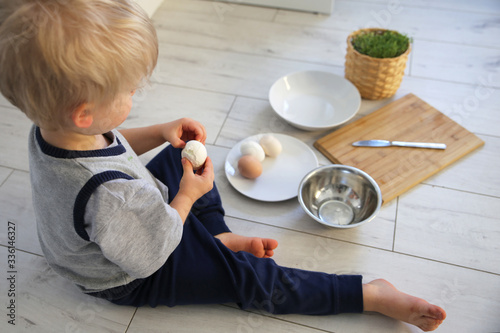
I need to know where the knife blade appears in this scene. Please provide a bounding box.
[352,140,446,149]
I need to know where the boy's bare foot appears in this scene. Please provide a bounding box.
[215,233,278,258]
[363,279,446,331]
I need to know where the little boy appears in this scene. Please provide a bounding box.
[0,0,445,331]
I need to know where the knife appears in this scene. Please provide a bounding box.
[352,140,446,149]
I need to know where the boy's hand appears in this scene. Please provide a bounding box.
[162,118,207,149]
[119,118,206,156]
[170,156,215,223]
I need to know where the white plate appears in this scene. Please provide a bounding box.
[225,134,319,202]
[269,71,361,131]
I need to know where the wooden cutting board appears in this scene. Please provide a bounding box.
[314,93,484,204]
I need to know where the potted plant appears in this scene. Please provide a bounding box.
[344,28,411,100]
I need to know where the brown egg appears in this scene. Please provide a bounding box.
[238,155,263,179]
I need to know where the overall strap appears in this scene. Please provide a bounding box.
[74,171,133,241]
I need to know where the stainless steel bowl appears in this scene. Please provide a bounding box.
[298,165,382,228]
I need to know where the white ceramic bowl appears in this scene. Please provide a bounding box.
[269,71,361,131]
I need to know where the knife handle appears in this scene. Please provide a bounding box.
[391,141,447,149]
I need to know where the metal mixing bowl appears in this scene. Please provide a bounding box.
[298,165,382,228]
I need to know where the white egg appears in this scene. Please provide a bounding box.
[259,134,282,157]
[181,140,207,169]
[239,140,265,162]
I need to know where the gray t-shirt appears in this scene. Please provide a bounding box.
[28,126,183,293]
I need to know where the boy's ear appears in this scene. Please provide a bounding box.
[71,103,94,129]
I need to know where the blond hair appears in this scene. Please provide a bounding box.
[0,0,158,129]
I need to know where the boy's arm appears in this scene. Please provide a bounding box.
[118,118,206,156]
[121,118,213,224]
[118,123,165,156]
[170,157,214,223]
[87,179,184,279]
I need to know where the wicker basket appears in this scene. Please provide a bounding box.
[345,28,410,100]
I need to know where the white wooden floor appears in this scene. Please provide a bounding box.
[1,0,500,332]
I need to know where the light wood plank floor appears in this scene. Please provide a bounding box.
[1,0,499,332]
